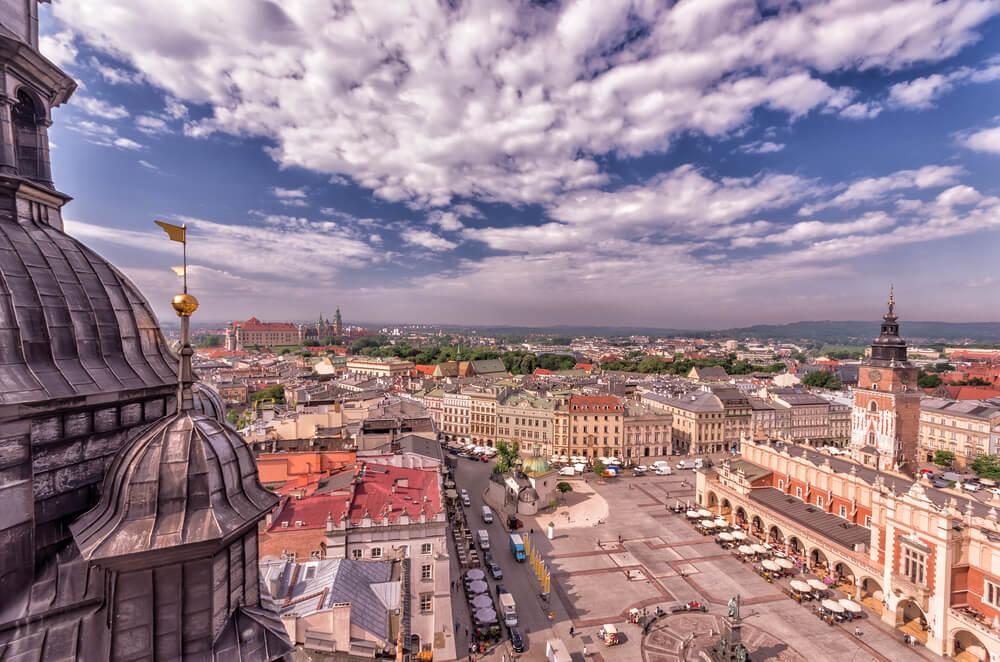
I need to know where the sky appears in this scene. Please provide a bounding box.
[38,0,1000,329]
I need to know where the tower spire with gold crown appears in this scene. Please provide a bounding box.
[155,219,199,411]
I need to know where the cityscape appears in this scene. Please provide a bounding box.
[2,3,1000,662]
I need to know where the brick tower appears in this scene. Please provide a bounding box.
[849,288,920,472]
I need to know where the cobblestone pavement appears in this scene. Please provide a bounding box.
[453,456,940,662]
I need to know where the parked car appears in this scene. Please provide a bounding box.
[676,460,688,470]
[509,627,525,653]
[654,465,672,476]
[461,489,471,507]
[633,465,647,476]
[488,561,503,579]
[496,583,509,598]
[933,479,950,489]
[962,482,980,492]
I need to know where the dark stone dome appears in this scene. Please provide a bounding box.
[193,381,226,421]
[71,410,278,562]
[0,215,177,405]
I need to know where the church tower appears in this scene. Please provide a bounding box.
[333,306,343,336]
[849,289,920,472]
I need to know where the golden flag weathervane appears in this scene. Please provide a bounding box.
[153,220,198,317]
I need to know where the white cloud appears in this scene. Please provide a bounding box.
[888,57,1000,109]
[66,212,379,282]
[428,211,463,232]
[739,141,785,154]
[802,165,963,213]
[888,73,955,109]
[164,96,188,119]
[40,30,77,68]
[135,115,170,135]
[961,126,1000,154]
[57,0,999,208]
[113,137,142,150]
[401,229,458,252]
[733,212,895,246]
[88,57,146,85]
[270,186,308,207]
[69,119,144,150]
[72,95,130,120]
[839,102,883,120]
[138,159,162,172]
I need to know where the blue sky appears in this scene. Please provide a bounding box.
[39,1,1000,328]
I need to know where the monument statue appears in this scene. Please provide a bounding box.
[711,594,751,662]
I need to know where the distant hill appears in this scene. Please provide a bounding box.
[697,321,1000,345]
[449,321,1000,345]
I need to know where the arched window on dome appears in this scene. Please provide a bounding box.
[869,401,878,413]
[12,89,42,180]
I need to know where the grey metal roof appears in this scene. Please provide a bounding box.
[71,412,278,561]
[922,397,1000,420]
[782,444,993,519]
[399,434,444,463]
[0,216,177,405]
[749,488,872,550]
[262,559,397,641]
[659,390,724,413]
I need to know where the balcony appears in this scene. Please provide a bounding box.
[950,606,1000,644]
[891,573,932,612]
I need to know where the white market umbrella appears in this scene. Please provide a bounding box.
[775,558,794,570]
[750,544,768,555]
[718,532,734,542]
[807,579,828,592]
[790,580,812,593]
[686,511,700,519]
[821,599,845,614]
[472,594,493,609]
[737,545,754,555]
[466,569,485,581]
[698,509,712,518]
[475,608,498,624]
[731,531,747,541]
[839,599,862,613]
[608,457,620,464]
[468,580,488,594]
[700,520,716,529]
[762,559,780,572]
[714,517,727,527]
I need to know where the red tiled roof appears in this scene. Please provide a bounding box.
[235,316,298,332]
[414,364,437,376]
[938,386,1000,400]
[349,462,441,525]
[533,368,554,375]
[569,394,623,412]
[269,492,351,531]
[575,363,594,371]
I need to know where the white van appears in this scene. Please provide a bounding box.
[694,458,704,470]
[559,466,576,476]
[482,506,494,523]
[654,465,672,476]
[477,529,490,550]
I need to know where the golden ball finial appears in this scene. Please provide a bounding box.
[172,292,199,317]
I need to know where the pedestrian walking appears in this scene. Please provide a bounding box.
[583,645,588,657]
[569,626,575,637]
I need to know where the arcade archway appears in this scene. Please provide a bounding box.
[896,599,928,644]
[953,629,990,662]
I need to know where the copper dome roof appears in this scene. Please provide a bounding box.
[71,411,278,563]
[0,216,177,405]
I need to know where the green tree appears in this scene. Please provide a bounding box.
[557,482,572,493]
[194,334,224,348]
[917,372,943,388]
[495,441,520,474]
[932,450,955,467]
[973,455,1000,480]
[251,384,285,404]
[801,370,842,390]
[592,460,606,477]
[960,377,991,387]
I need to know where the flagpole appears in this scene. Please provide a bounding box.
[182,224,188,293]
